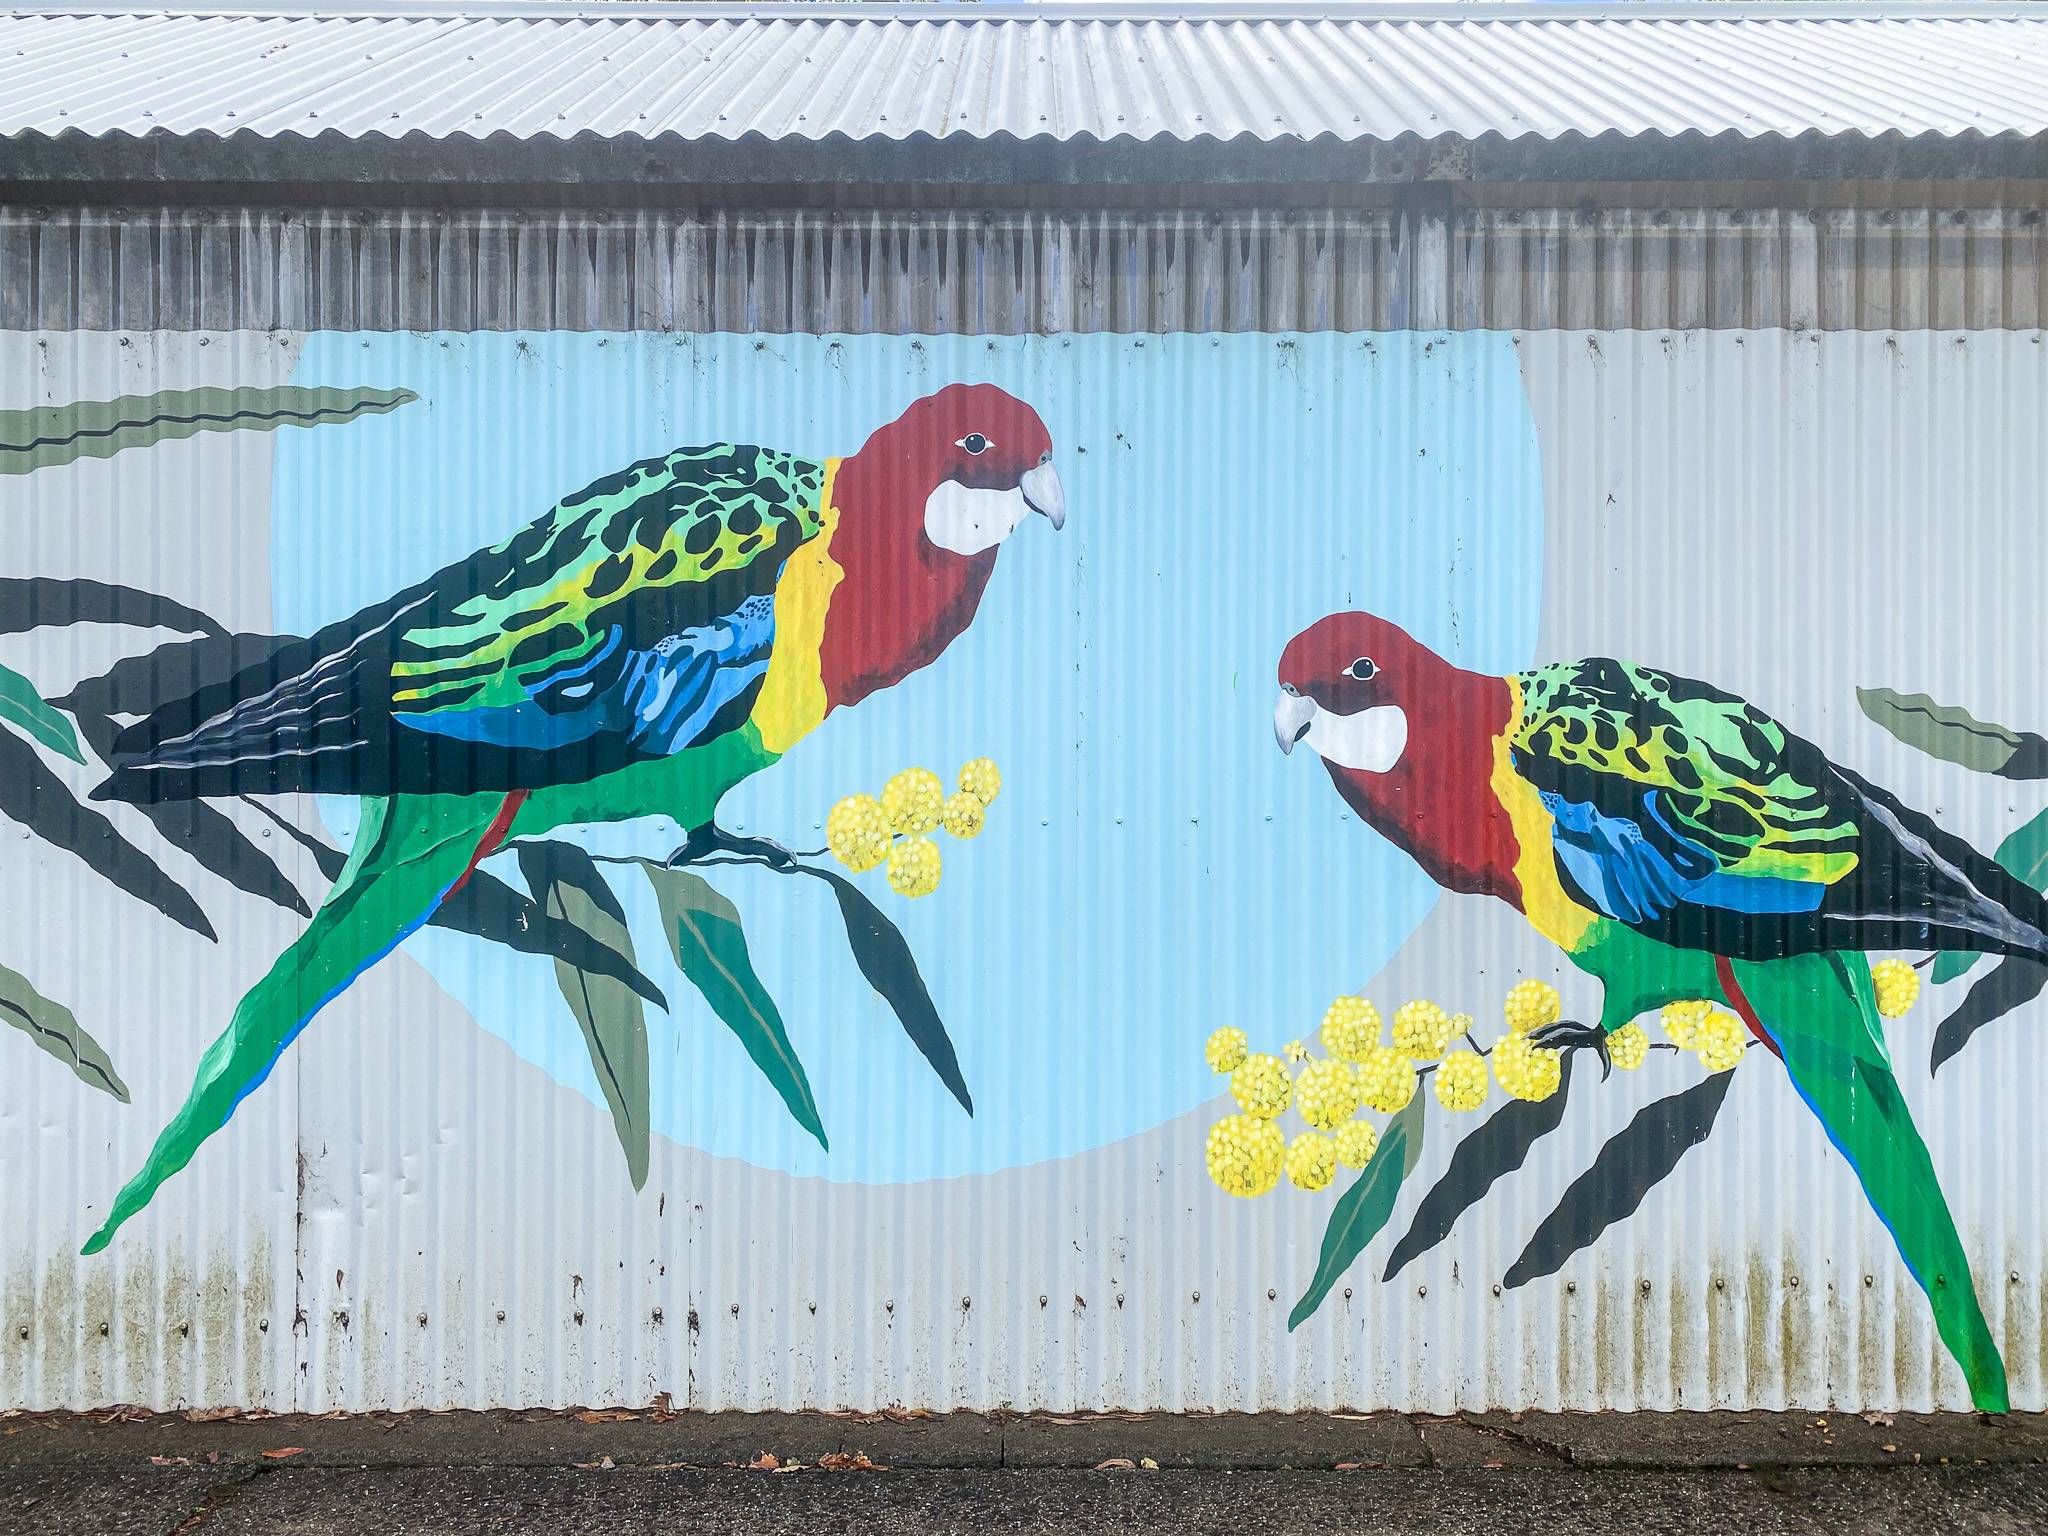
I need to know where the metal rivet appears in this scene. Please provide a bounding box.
[496,1310,507,1322]
[653,1308,665,1323]
[1566,1282,1577,1295]
[574,1311,585,1325]
[1191,1292,1200,1304]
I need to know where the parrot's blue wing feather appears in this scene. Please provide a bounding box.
[394,592,776,758]
[1533,776,1826,928]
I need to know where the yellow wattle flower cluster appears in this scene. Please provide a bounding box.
[880,767,945,835]
[1295,1058,1359,1130]
[1391,999,1458,1061]
[1693,1010,1747,1073]
[1356,1044,1418,1113]
[1230,1053,1294,1120]
[1434,1050,1489,1112]
[1491,1030,1563,1102]
[827,759,1005,897]
[1287,1132,1339,1192]
[1204,1027,1249,1075]
[887,838,942,899]
[1870,958,1921,1019]
[1660,999,1711,1048]
[1206,1114,1285,1198]
[1320,996,1381,1063]
[1607,1021,1650,1071]
[1334,1120,1380,1169]
[1503,978,1562,1034]
[824,794,891,874]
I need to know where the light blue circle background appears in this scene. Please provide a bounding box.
[273,331,1544,1184]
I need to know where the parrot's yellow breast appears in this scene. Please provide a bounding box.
[1488,678,1600,953]
[750,458,844,756]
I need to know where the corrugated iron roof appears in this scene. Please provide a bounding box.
[2,2,2045,147]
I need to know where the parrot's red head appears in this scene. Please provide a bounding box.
[1275,612,1523,902]
[820,383,1064,709]
[1274,613,1457,771]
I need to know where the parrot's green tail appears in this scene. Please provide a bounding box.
[82,791,516,1255]
[1729,954,2009,1413]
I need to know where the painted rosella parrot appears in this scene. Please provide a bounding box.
[1275,613,2048,1411]
[82,383,1065,1253]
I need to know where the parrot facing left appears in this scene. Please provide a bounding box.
[81,382,1066,1254]
[1275,611,2046,1412]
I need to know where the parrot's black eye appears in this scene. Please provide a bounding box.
[956,433,991,455]
[1347,657,1378,681]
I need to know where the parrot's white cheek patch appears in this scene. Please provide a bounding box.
[1309,705,1409,774]
[924,481,1030,555]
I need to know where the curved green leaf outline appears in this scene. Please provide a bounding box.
[518,843,654,1189]
[0,661,83,763]
[1288,1091,1426,1330]
[1503,1070,1733,1289]
[1382,1055,1574,1282]
[789,864,973,1115]
[0,385,418,476]
[1856,686,2048,780]
[645,864,827,1152]
[0,962,128,1101]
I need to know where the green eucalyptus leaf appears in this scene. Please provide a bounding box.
[0,661,84,763]
[1288,1091,1426,1330]
[1857,687,2048,779]
[0,962,128,1101]
[0,385,418,476]
[645,865,827,1151]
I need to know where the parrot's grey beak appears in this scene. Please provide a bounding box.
[1274,689,1316,755]
[1021,459,1066,531]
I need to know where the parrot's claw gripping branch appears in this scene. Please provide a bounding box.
[666,822,822,872]
[1529,1019,1614,1081]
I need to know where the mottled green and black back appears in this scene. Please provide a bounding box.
[100,444,826,802]
[1507,657,2048,963]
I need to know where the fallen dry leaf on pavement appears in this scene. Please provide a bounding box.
[816,1452,889,1472]
[149,1455,192,1467]
[574,1409,639,1423]
[259,1447,306,1460]
[1862,1412,1897,1427]
[183,1407,239,1423]
[748,1452,780,1471]
[1094,1458,1137,1470]
[571,1456,617,1470]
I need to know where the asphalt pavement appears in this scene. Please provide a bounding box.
[3,1407,2044,1534]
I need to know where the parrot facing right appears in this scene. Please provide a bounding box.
[82,382,1066,1254]
[1276,611,2045,1411]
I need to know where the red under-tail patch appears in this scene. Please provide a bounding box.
[1713,954,1784,1060]
[445,789,529,900]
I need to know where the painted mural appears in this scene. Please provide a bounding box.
[2,329,2044,1412]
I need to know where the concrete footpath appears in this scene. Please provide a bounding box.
[2,1407,2045,1535]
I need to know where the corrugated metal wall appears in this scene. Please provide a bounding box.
[4,203,2045,334]
[3,195,2047,1416]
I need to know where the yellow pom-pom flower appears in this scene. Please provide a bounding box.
[1694,1010,1747,1073]
[1434,1050,1489,1112]
[1661,999,1711,1048]
[1295,1058,1360,1131]
[1230,1053,1293,1120]
[1491,1031,1562,1102]
[958,757,1002,806]
[1871,958,1921,1020]
[1319,996,1381,1063]
[1392,999,1457,1061]
[825,794,892,873]
[881,767,945,835]
[939,791,986,840]
[1206,1114,1285,1198]
[1503,978,1562,1034]
[1607,1021,1650,1071]
[1204,1027,1249,1075]
[1283,1038,1312,1064]
[1286,1132,1339,1192]
[1356,1045,1417,1113]
[886,836,942,898]
[1334,1120,1380,1169]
